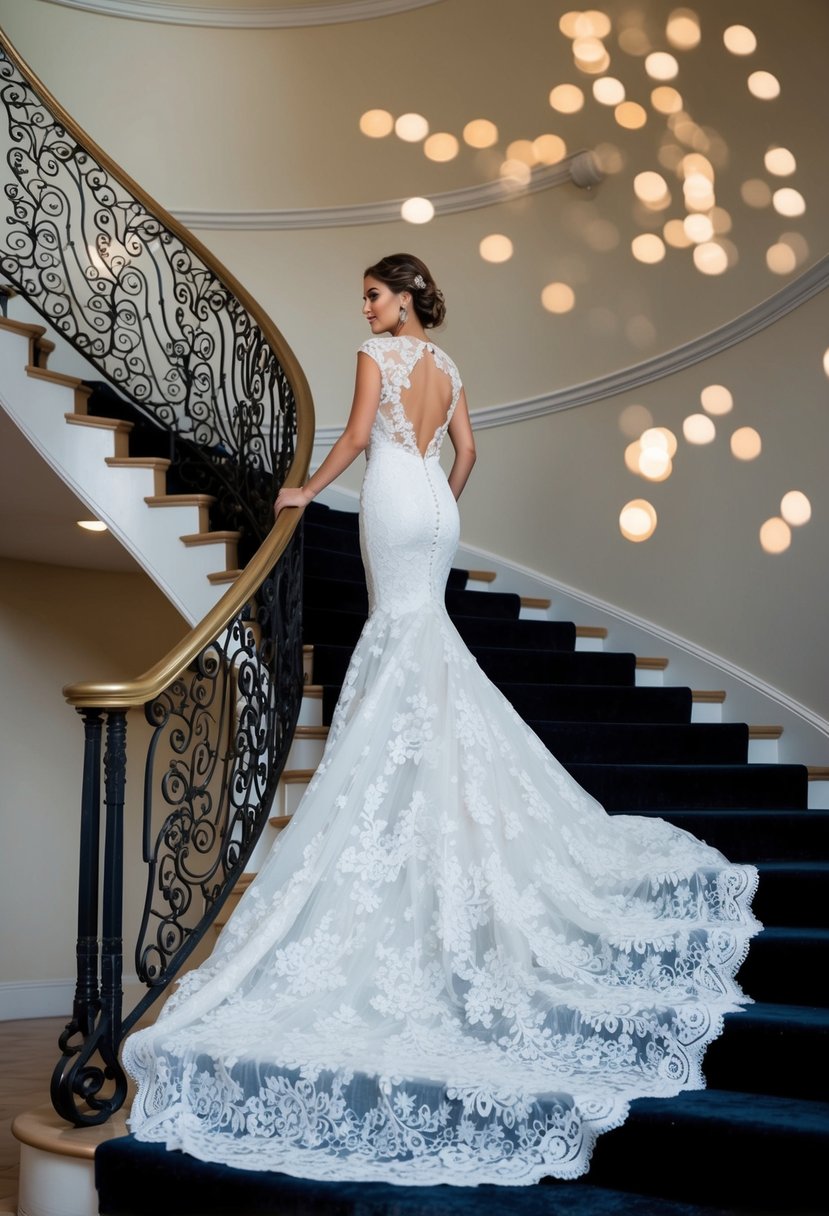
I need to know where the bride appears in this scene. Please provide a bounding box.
[122,253,760,1187]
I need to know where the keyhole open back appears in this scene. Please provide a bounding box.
[400,347,454,457]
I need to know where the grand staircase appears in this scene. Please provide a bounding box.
[90,498,828,1216]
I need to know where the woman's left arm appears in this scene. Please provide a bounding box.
[446,388,476,501]
[274,352,381,516]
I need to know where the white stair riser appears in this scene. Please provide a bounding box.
[575,636,605,652]
[635,668,665,687]
[748,738,780,764]
[518,605,551,621]
[808,779,829,811]
[280,778,309,817]
[297,695,323,727]
[17,1142,97,1216]
[691,702,724,723]
[286,736,326,770]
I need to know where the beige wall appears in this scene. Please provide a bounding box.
[0,1,827,721]
[0,560,187,989]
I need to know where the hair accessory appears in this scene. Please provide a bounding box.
[412,274,426,290]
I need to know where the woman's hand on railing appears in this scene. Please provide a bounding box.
[274,485,313,518]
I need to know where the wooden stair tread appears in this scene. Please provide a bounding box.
[520,595,551,609]
[28,364,88,391]
[180,531,241,545]
[0,315,45,339]
[282,768,315,783]
[106,456,171,470]
[748,725,784,739]
[691,690,726,702]
[576,625,608,638]
[145,494,217,506]
[295,725,329,740]
[207,569,242,585]
[636,657,669,669]
[270,814,292,829]
[65,412,131,431]
[807,766,829,780]
[466,569,496,583]
[303,684,323,699]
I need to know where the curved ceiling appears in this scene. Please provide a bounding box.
[39,0,445,27]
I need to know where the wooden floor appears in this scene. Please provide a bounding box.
[0,1016,66,1215]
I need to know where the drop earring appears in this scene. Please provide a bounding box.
[399,304,408,326]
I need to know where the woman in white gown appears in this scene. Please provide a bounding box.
[123,253,760,1187]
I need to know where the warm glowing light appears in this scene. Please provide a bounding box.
[584,218,620,250]
[772,187,806,217]
[683,213,713,243]
[663,218,693,248]
[759,517,791,554]
[638,446,672,480]
[645,52,679,80]
[779,232,809,264]
[641,426,678,457]
[400,196,434,224]
[573,36,607,64]
[618,27,650,56]
[741,178,772,208]
[500,159,532,186]
[731,427,762,460]
[683,172,715,210]
[77,519,108,532]
[681,153,714,181]
[683,414,716,444]
[764,146,796,176]
[550,84,585,113]
[766,243,797,275]
[651,86,683,114]
[463,119,498,148]
[594,142,625,173]
[615,101,647,129]
[693,242,728,275]
[575,49,611,75]
[631,233,666,264]
[700,385,733,415]
[619,404,654,438]
[709,206,732,234]
[559,11,582,38]
[395,112,429,142]
[666,9,701,50]
[723,24,756,55]
[625,440,644,473]
[506,139,537,166]
[593,76,626,105]
[541,282,575,313]
[824,347,829,377]
[718,238,739,269]
[359,109,393,138]
[479,234,513,263]
[634,171,670,204]
[423,132,459,162]
[748,71,780,100]
[575,10,612,38]
[781,491,811,526]
[619,499,657,542]
[533,134,567,164]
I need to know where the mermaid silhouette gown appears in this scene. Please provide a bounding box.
[123,334,760,1186]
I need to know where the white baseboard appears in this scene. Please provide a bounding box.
[0,979,74,1021]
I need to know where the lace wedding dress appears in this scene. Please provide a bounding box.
[123,334,760,1186]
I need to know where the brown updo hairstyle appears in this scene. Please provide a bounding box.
[364,253,446,328]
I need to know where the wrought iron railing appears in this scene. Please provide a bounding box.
[0,30,314,1126]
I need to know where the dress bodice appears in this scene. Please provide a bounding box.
[359,334,463,460]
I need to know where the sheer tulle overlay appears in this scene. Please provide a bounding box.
[123,335,760,1186]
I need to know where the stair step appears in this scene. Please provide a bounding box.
[737,926,829,1006]
[144,493,216,534]
[528,720,749,765]
[568,762,808,811]
[207,568,243,585]
[105,455,171,495]
[706,1002,829,1102]
[65,411,131,432]
[628,807,829,862]
[466,568,497,582]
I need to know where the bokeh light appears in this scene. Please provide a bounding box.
[618,27,651,56]
[741,179,772,208]
[731,427,762,460]
[634,170,671,206]
[638,446,673,480]
[666,9,701,50]
[683,414,716,444]
[684,213,714,243]
[541,282,576,313]
[550,84,585,113]
[619,499,657,542]
[780,491,811,526]
[693,242,728,275]
[663,219,693,248]
[764,146,796,176]
[400,196,434,224]
[593,77,626,105]
[615,101,648,128]
[651,86,683,114]
[748,71,780,100]
[463,119,498,148]
[576,10,612,38]
[584,218,620,250]
[619,403,654,437]
[631,233,666,263]
[760,517,791,554]
[700,385,733,415]
[479,234,514,263]
[359,109,393,138]
[500,159,532,186]
[533,134,567,164]
[506,139,537,166]
[645,52,679,80]
[423,132,459,162]
[723,25,757,55]
[573,36,607,64]
[766,243,797,274]
[395,113,429,142]
[641,426,678,457]
[772,187,806,217]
